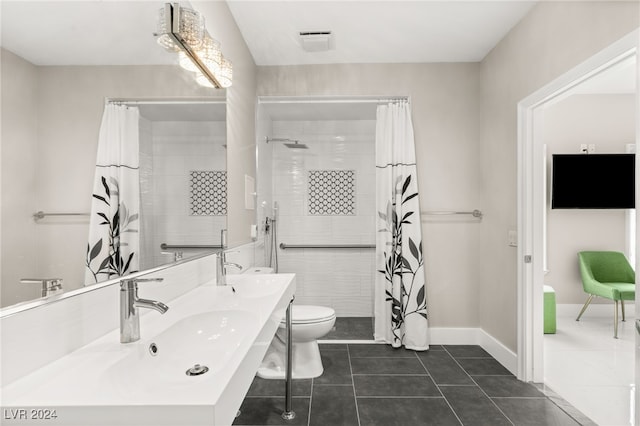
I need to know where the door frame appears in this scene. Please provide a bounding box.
[516,29,639,383]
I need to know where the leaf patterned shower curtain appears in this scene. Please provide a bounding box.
[85,103,140,285]
[375,101,429,350]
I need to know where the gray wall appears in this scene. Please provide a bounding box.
[1,49,40,306]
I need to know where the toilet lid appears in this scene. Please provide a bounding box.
[280,305,336,324]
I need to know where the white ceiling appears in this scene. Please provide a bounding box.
[227,1,538,65]
[1,1,538,66]
[0,1,176,66]
[1,0,635,98]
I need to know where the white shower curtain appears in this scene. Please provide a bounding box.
[374,101,428,350]
[85,103,140,285]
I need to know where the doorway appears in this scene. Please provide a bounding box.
[517,30,639,424]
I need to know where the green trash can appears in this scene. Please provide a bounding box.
[543,285,556,334]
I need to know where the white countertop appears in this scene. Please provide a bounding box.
[0,274,295,426]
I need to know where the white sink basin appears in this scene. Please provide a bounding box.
[107,310,258,393]
[226,274,285,298]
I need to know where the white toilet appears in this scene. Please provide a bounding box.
[244,267,336,379]
[257,304,336,380]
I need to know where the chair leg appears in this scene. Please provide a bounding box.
[614,300,619,339]
[576,294,594,321]
[621,300,625,322]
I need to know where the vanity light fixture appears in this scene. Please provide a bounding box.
[155,3,232,89]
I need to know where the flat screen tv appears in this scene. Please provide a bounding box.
[551,154,635,209]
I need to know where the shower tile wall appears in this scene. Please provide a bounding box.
[272,120,375,317]
[139,117,155,270]
[146,121,226,267]
[255,112,274,266]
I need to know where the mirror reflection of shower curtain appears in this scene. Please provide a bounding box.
[85,103,140,285]
[374,100,428,350]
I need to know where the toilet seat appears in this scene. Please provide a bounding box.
[280,305,336,325]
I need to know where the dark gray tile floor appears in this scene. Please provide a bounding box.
[323,317,374,340]
[233,344,592,426]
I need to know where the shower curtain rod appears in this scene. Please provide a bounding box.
[258,96,409,105]
[105,97,225,105]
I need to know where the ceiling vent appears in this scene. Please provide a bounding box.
[299,31,334,52]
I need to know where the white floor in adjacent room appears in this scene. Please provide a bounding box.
[544,304,635,426]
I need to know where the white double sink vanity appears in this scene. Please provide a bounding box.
[1,273,296,426]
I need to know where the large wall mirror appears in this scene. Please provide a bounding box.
[1,1,227,310]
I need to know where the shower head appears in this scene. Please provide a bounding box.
[283,141,308,149]
[266,137,309,149]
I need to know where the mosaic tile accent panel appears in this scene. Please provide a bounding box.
[189,171,227,215]
[308,170,356,215]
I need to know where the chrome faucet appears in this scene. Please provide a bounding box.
[120,278,168,343]
[216,251,242,286]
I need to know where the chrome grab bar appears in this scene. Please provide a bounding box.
[421,209,483,218]
[279,243,375,250]
[282,297,295,421]
[33,211,89,220]
[160,243,222,250]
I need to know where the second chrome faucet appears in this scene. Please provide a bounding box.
[120,278,169,343]
[216,251,242,286]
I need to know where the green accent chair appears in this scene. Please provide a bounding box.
[577,251,635,338]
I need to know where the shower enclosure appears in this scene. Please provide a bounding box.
[256,98,378,340]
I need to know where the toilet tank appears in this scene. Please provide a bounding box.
[243,267,275,274]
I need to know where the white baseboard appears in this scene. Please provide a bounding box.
[429,327,518,376]
[477,329,518,376]
[557,303,636,318]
